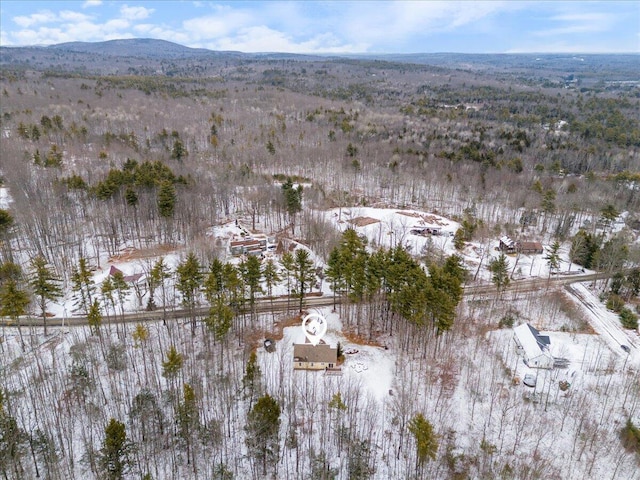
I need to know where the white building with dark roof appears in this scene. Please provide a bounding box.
[513,323,554,369]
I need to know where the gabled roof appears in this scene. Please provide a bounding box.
[108,265,144,284]
[293,342,337,364]
[518,241,543,251]
[500,236,515,247]
[514,323,551,359]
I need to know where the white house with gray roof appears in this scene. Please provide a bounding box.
[513,323,554,369]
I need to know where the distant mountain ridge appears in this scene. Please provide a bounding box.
[47,38,238,58]
[2,37,637,81]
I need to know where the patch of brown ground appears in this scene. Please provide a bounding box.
[349,216,379,227]
[244,313,303,350]
[342,329,383,347]
[108,244,179,262]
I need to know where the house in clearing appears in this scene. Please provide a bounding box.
[293,341,338,371]
[108,265,144,284]
[499,237,543,255]
[513,323,554,369]
[517,241,544,255]
[229,239,263,256]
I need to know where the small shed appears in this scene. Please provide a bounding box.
[293,341,337,371]
[513,323,554,369]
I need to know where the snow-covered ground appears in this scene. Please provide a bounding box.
[0,186,11,209]
[567,283,640,365]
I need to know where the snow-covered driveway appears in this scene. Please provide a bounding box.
[566,282,639,365]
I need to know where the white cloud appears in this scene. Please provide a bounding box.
[12,26,73,45]
[208,26,366,54]
[104,19,131,32]
[13,11,57,28]
[120,5,154,21]
[341,1,515,44]
[59,11,92,23]
[534,12,616,36]
[2,1,636,52]
[133,24,192,45]
[182,8,254,40]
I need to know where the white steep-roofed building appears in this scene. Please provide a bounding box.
[513,323,554,369]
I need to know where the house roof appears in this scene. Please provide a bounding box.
[513,323,551,360]
[230,239,262,248]
[108,265,144,283]
[500,236,515,247]
[518,241,543,250]
[293,342,337,364]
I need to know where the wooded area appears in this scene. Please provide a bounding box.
[0,43,639,479]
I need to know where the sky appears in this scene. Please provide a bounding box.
[0,1,638,54]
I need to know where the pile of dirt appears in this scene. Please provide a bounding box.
[108,244,178,262]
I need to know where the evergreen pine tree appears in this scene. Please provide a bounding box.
[162,346,183,380]
[0,390,27,479]
[240,255,263,319]
[408,413,438,469]
[101,276,116,320]
[176,253,203,335]
[242,351,261,404]
[157,181,176,218]
[71,257,95,314]
[148,257,171,319]
[0,279,30,348]
[293,248,316,312]
[98,418,133,480]
[29,256,62,336]
[545,241,562,280]
[87,298,102,335]
[111,270,130,319]
[245,394,281,476]
[262,258,281,300]
[177,384,199,466]
[281,177,302,234]
[489,253,510,297]
[325,248,345,309]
